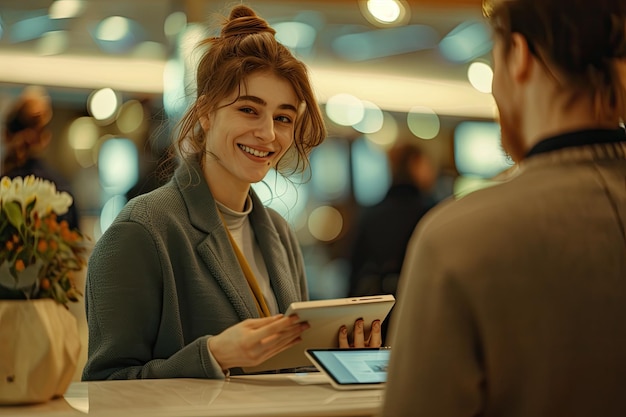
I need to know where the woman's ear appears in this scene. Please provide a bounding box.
[199,115,210,131]
[197,95,210,131]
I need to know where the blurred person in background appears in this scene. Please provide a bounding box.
[382,0,626,416]
[83,4,382,381]
[347,141,436,344]
[2,86,80,230]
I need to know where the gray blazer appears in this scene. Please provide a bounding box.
[383,140,626,417]
[82,162,307,380]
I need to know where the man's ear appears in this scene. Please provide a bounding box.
[509,32,533,83]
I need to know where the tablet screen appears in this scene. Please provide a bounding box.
[306,348,390,386]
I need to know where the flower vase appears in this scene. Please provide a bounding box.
[0,299,81,405]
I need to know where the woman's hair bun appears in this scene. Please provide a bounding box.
[221,5,276,38]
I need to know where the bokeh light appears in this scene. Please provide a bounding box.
[468,61,493,94]
[353,101,384,134]
[308,206,344,242]
[68,117,99,150]
[116,100,145,134]
[99,195,128,234]
[49,0,85,19]
[164,11,187,38]
[36,31,68,55]
[454,121,513,178]
[352,137,391,206]
[325,94,364,126]
[98,138,139,194]
[365,111,398,148]
[88,88,119,121]
[96,16,130,42]
[310,138,350,201]
[407,106,440,140]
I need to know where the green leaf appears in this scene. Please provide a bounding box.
[51,281,69,305]
[3,201,24,230]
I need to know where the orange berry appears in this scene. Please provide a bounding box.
[37,240,48,253]
[40,278,51,290]
[5,241,14,251]
[15,259,25,272]
[61,229,72,241]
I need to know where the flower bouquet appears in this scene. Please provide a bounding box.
[0,175,86,405]
[0,175,86,303]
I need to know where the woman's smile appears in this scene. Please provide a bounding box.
[238,144,272,159]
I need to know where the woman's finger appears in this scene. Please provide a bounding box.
[338,325,350,348]
[353,319,365,347]
[367,320,382,347]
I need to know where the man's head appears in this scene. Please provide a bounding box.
[484,0,626,161]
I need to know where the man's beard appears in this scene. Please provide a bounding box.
[498,111,526,163]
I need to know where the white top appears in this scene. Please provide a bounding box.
[217,196,279,315]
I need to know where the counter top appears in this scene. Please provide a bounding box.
[0,373,383,417]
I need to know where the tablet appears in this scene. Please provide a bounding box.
[305,348,391,390]
[242,294,395,373]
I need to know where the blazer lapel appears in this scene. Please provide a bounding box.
[248,190,300,312]
[174,162,260,321]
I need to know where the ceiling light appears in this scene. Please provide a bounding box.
[360,0,410,27]
[49,0,85,20]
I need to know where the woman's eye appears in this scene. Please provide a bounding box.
[240,107,255,114]
[275,115,292,124]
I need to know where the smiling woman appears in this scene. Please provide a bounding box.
[200,71,300,211]
[81,4,380,382]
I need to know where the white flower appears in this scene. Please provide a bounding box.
[0,175,73,216]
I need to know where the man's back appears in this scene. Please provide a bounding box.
[383,141,626,417]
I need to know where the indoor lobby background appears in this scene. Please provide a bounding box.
[0,0,505,379]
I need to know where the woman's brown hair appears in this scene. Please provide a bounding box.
[172,4,326,178]
[483,0,626,120]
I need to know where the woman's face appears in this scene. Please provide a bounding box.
[202,71,299,189]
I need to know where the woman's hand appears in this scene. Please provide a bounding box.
[338,318,382,348]
[208,314,309,371]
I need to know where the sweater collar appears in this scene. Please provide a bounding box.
[526,128,626,158]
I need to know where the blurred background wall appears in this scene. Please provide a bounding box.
[0,0,511,299]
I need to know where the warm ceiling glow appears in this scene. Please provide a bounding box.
[0,51,165,93]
